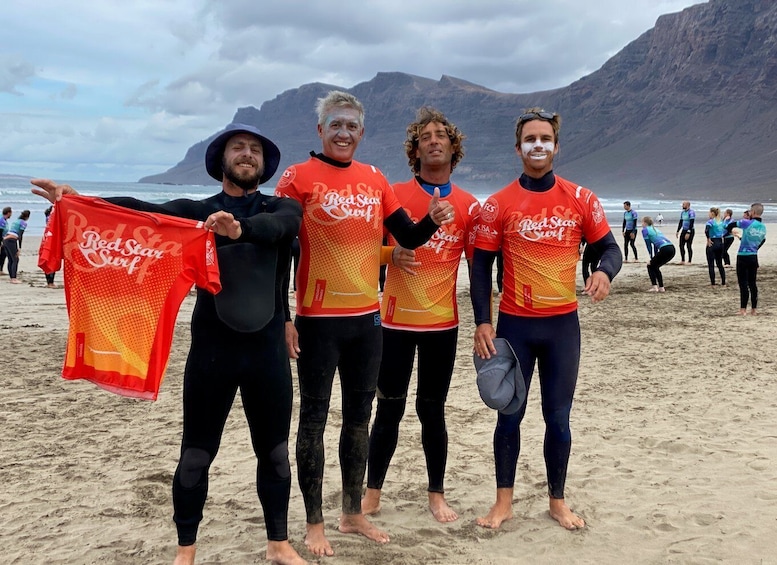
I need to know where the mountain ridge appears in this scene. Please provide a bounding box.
[141,0,777,202]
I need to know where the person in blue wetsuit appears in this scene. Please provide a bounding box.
[726,203,767,315]
[2,209,30,284]
[722,208,735,267]
[705,207,726,287]
[622,201,639,261]
[676,200,696,264]
[642,216,676,292]
[31,123,308,565]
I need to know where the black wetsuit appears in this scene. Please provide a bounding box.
[107,191,301,545]
[290,154,441,524]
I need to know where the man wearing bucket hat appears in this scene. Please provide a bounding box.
[470,108,621,532]
[31,123,307,565]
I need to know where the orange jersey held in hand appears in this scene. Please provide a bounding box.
[39,195,221,400]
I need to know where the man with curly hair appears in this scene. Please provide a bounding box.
[362,107,480,523]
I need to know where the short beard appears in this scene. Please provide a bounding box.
[222,159,263,192]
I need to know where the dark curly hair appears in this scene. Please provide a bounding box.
[404,107,465,174]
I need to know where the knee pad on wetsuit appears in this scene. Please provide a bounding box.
[342,389,376,425]
[544,406,573,443]
[375,396,406,427]
[268,441,291,480]
[416,397,445,428]
[298,395,330,428]
[178,447,212,489]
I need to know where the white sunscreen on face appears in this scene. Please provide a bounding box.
[521,140,555,158]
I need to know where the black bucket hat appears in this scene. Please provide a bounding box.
[205,122,281,185]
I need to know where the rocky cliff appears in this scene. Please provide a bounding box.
[141,0,777,201]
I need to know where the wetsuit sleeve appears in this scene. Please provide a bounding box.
[587,231,622,281]
[383,207,439,249]
[677,218,683,232]
[104,197,205,220]
[238,197,302,244]
[725,221,739,234]
[470,248,498,326]
[688,218,695,230]
[705,224,711,238]
[622,217,626,231]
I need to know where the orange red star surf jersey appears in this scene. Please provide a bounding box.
[38,195,221,400]
[276,157,401,317]
[473,176,610,317]
[381,179,480,331]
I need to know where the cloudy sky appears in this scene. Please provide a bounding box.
[1,0,703,183]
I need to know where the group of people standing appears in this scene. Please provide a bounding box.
[0,205,56,287]
[0,206,31,284]
[617,200,766,314]
[31,94,623,565]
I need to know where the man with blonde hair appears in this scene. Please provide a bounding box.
[277,91,454,557]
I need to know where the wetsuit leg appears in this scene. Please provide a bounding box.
[652,245,675,288]
[415,328,457,493]
[4,239,19,278]
[723,237,734,266]
[713,239,725,285]
[495,312,581,498]
[706,245,716,284]
[739,255,759,308]
[295,315,340,525]
[239,314,293,541]
[491,313,537,489]
[173,331,240,546]
[646,263,657,286]
[336,314,383,515]
[367,328,416,490]
[623,233,631,261]
[736,256,750,308]
[749,257,759,308]
[685,230,695,262]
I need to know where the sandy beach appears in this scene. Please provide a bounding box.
[2,229,776,565]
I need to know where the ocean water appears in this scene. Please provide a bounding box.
[1,175,770,238]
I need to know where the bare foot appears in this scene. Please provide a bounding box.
[476,488,513,529]
[10,278,21,284]
[338,512,390,544]
[361,487,381,515]
[739,308,747,316]
[173,544,195,565]
[304,522,334,557]
[751,308,758,316]
[549,498,585,530]
[429,492,458,523]
[266,540,309,565]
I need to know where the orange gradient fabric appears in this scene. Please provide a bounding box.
[276,157,400,316]
[38,195,220,400]
[381,179,480,330]
[474,176,610,317]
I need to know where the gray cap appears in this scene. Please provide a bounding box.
[473,338,526,415]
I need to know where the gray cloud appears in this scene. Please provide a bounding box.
[0,54,36,95]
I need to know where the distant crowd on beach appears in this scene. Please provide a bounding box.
[604,199,766,315]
